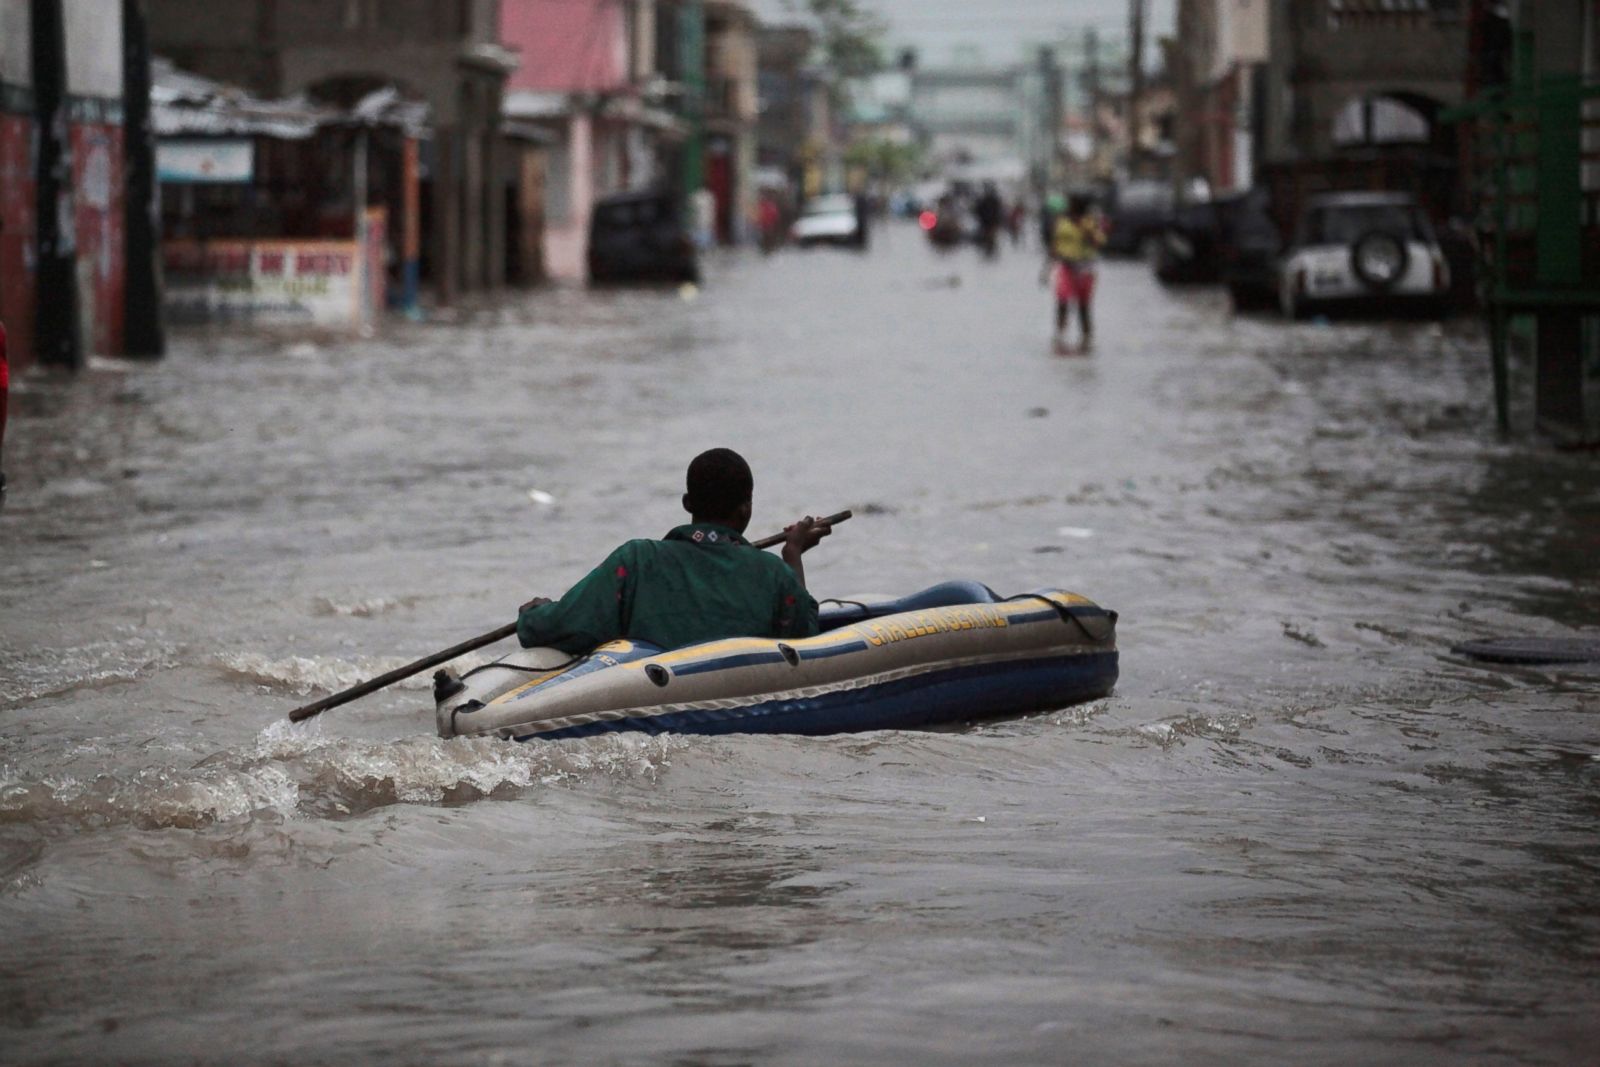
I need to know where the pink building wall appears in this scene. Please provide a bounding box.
[503,0,626,93]
[501,0,632,282]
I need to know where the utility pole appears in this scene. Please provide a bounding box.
[122,0,164,358]
[1127,0,1146,177]
[31,0,82,368]
[1084,26,1101,174]
[1038,45,1062,192]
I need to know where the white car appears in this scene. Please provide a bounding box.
[791,194,863,248]
[1278,192,1450,319]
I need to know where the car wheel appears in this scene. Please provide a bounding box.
[1350,230,1409,292]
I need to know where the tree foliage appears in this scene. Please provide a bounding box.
[785,0,886,84]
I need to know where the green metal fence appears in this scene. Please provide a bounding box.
[1444,76,1600,442]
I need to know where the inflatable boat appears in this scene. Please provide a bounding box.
[434,581,1118,742]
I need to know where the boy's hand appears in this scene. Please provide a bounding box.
[519,596,552,614]
[782,515,832,560]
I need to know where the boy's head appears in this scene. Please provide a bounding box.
[1068,193,1091,217]
[684,448,754,531]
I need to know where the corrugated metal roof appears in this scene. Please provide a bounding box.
[153,58,431,140]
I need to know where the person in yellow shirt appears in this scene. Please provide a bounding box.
[1049,194,1108,350]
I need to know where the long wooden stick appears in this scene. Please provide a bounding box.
[287,509,852,723]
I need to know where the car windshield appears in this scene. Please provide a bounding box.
[1306,204,1425,245]
[803,196,855,217]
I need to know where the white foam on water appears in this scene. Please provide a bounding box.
[310,595,420,618]
[0,759,301,831]
[0,722,688,832]
[215,652,437,694]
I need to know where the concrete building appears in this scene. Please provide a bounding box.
[0,1,135,371]
[1260,0,1468,166]
[703,0,757,243]
[1174,0,1269,196]
[756,24,830,197]
[501,0,688,280]
[147,0,518,303]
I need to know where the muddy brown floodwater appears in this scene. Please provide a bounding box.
[2,226,1598,1065]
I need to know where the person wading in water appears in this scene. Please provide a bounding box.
[1048,194,1108,353]
[515,449,832,654]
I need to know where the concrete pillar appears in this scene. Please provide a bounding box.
[485,127,505,288]
[30,0,81,368]
[121,0,162,357]
[461,113,483,292]
[432,125,459,306]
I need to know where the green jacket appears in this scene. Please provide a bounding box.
[517,522,820,654]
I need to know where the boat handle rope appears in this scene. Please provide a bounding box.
[1003,593,1117,643]
[458,655,582,682]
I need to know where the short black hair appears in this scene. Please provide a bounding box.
[685,448,753,519]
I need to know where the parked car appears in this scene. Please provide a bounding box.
[1278,191,1450,319]
[1152,199,1225,284]
[1103,179,1176,257]
[1216,189,1283,310]
[791,194,863,248]
[1151,191,1282,307]
[587,190,699,285]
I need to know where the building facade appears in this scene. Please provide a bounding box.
[1260,0,1468,166]
[1174,0,1268,196]
[147,0,517,303]
[501,0,691,281]
[910,65,1026,169]
[0,1,132,372]
[702,0,757,243]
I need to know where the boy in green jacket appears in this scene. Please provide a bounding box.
[516,449,832,654]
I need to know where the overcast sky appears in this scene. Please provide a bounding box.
[752,0,1178,69]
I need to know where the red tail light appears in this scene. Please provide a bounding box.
[918,211,937,231]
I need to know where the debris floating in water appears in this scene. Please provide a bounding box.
[527,489,556,506]
[1056,526,1094,539]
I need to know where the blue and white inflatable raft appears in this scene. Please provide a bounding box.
[434,582,1118,742]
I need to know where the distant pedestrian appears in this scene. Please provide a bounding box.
[756,192,782,254]
[1049,194,1108,351]
[1006,200,1026,246]
[974,182,1003,258]
[1038,192,1065,249]
[691,188,716,250]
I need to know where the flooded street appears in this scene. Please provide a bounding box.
[3,226,1598,1064]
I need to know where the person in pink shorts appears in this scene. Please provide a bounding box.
[1049,194,1108,350]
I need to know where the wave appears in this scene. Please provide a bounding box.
[0,722,685,833]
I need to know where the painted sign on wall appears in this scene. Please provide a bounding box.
[163,239,369,327]
[157,139,254,184]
